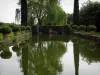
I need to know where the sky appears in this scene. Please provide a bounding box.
[0,0,100,23]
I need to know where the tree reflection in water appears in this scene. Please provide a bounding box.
[19,36,67,75]
[0,39,12,59]
[79,39,100,64]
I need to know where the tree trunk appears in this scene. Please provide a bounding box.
[38,18,42,25]
[21,0,28,26]
[95,11,100,32]
[73,0,79,25]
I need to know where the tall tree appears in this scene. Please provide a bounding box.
[73,0,79,25]
[21,0,28,26]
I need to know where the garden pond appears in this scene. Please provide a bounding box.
[0,34,100,75]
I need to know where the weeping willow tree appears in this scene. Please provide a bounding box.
[17,0,67,25]
[27,0,67,25]
[43,5,67,25]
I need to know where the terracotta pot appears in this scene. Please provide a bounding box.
[90,31,94,36]
[3,33,10,39]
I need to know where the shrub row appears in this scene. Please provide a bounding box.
[71,25,97,31]
[0,25,31,35]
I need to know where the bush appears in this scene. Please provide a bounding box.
[9,24,15,28]
[71,25,78,30]
[79,25,86,31]
[1,26,12,34]
[88,25,97,31]
[26,26,31,30]
[0,27,2,33]
[21,26,26,31]
[12,26,20,32]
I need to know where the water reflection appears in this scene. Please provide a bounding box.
[79,39,100,64]
[0,39,12,59]
[0,35,100,75]
[20,36,67,75]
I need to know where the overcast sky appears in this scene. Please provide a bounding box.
[0,0,100,23]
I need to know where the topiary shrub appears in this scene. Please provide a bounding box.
[9,24,15,28]
[71,25,78,31]
[26,26,31,30]
[79,25,86,31]
[88,25,97,31]
[21,26,26,31]
[1,26,12,35]
[12,25,20,32]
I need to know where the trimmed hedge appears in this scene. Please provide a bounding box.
[12,26,20,32]
[21,26,26,31]
[88,25,97,31]
[1,26,12,34]
[79,25,86,31]
[26,26,31,30]
[71,25,78,30]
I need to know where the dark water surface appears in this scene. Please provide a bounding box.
[0,35,100,75]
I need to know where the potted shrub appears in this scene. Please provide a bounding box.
[21,26,26,31]
[12,25,20,36]
[71,25,78,31]
[26,26,31,31]
[88,25,97,35]
[1,26,12,38]
[20,26,26,35]
[79,25,86,32]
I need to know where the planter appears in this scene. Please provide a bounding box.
[3,33,10,39]
[90,31,95,36]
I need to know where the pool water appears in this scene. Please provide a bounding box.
[0,35,100,75]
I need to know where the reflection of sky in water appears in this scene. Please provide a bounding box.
[61,41,74,75]
[0,46,23,75]
[0,41,100,75]
[79,56,100,75]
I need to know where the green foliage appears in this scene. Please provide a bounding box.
[12,25,20,32]
[0,27,2,33]
[80,1,100,26]
[78,25,86,31]
[27,0,66,25]
[67,14,73,24]
[1,26,12,34]
[0,51,12,59]
[88,25,97,31]
[72,25,78,30]
[21,26,26,31]
[26,26,31,30]
[12,45,20,52]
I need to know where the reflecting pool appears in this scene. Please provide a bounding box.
[0,35,100,75]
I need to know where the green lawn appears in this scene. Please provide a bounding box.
[75,31,100,37]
